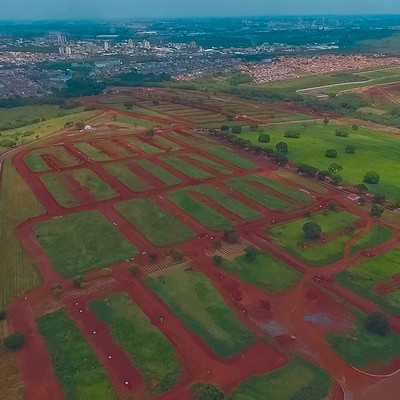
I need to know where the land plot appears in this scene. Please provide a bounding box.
[268,211,360,266]
[123,136,162,155]
[74,142,112,162]
[159,155,214,180]
[134,159,181,186]
[34,211,138,276]
[217,250,302,293]
[186,154,233,175]
[90,293,182,395]
[115,198,196,247]
[24,146,81,172]
[37,309,118,400]
[92,139,134,159]
[147,264,256,357]
[350,225,393,255]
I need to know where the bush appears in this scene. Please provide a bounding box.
[371,203,384,218]
[325,149,338,158]
[231,125,242,134]
[258,133,270,143]
[345,145,356,154]
[244,247,258,261]
[273,151,288,164]
[276,141,288,154]
[100,267,112,277]
[212,255,223,266]
[191,383,225,400]
[128,264,140,276]
[328,201,339,211]
[304,210,312,218]
[52,288,62,298]
[302,222,322,240]
[364,171,380,184]
[213,239,222,249]
[0,310,6,320]
[3,332,25,351]
[51,282,62,291]
[148,252,159,262]
[72,274,86,289]
[365,313,390,336]
[284,130,300,138]
[223,230,240,244]
[335,129,349,137]
[170,249,184,261]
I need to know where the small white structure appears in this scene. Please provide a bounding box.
[348,193,360,202]
[80,125,94,132]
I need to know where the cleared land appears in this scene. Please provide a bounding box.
[217,250,302,293]
[134,159,181,186]
[160,155,214,180]
[37,309,118,400]
[73,142,112,162]
[268,211,360,266]
[350,225,393,255]
[147,265,256,357]
[90,293,182,395]
[34,211,138,276]
[115,198,196,247]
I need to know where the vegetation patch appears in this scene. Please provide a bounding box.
[35,211,138,276]
[147,265,256,357]
[124,136,162,154]
[160,155,214,180]
[217,250,302,293]
[229,357,331,400]
[115,198,196,247]
[135,159,181,186]
[268,211,360,266]
[186,154,233,175]
[90,293,182,395]
[74,142,112,161]
[350,225,393,255]
[37,309,118,400]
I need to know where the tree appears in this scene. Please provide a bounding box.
[355,183,368,194]
[213,239,222,249]
[365,313,390,336]
[328,163,343,176]
[75,121,85,130]
[345,145,356,154]
[373,195,387,205]
[148,252,159,262]
[101,267,112,277]
[231,125,242,134]
[223,230,240,244]
[220,125,230,132]
[284,130,300,138]
[323,117,330,125]
[302,222,322,240]
[328,201,339,211]
[145,129,155,140]
[371,203,384,218]
[258,133,270,143]
[212,255,223,266]
[152,99,160,106]
[170,249,184,262]
[245,247,258,261]
[164,146,173,155]
[352,124,359,130]
[123,101,133,110]
[273,151,288,165]
[325,149,338,158]
[128,264,140,276]
[72,275,86,289]
[3,332,25,351]
[331,174,343,185]
[335,129,349,137]
[364,171,380,184]
[191,383,225,400]
[276,141,288,154]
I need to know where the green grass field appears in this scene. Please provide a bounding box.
[273,169,328,194]
[217,250,302,293]
[268,211,360,266]
[152,136,183,151]
[41,169,117,207]
[238,121,400,200]
[336,247,400,314]
[35,211,138,276]
[115,198,196,247]
[186,154,233,175]
[147,265,256,357]
[326,313,400,368]
[0,159,43,307]
[350,225,393,255]
[134,159,181,186]
[124,136,162,154]
[74,142,112,162]
[115,114,157,129]
[24,146,81,172]
[168,184,261,230]
[160,155,214,180]
[37,309,118,400]
[226,175,293,211]
[229,357,331,400]
[90,293,182,395]
[103,162,153,192]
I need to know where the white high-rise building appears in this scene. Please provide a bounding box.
[104,41,109,51]
[65,46,72,55]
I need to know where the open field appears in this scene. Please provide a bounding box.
[114,114,157,129]
[0,159,43,308]
[168,184,261,230]
[90,292,182,395]
[37,309,118,400]
[147,264,257,357]
[268,211,360,266]
[350,225,393,255]
[74,142,112,162]
[186,153,233,175]
[217,250,302,293]
[160,155,214,180]
[238,121,400,200]
[229,357,331,400]
[34,211,138,276]
[134,159,181,186]
[336,247,400,314]
[41,168,118,208]
[273,169,328,194]
[327,313,400,368]
[115,198,196,247]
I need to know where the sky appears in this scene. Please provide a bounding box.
[1,0,400,20]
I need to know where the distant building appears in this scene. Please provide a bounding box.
[142,40,151,49]
[348,193,360,202]
[65,46,72,56]
[104,41,109,51]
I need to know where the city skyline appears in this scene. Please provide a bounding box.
[1,0,400,20]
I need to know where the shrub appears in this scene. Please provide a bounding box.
[325,149,338,158]
[258,133,270,143]
[231,125,242,134]
[0,310,6,320]
[364,171,380,184]
[213,239,222,249]
[345,145,356,154]
[191,383,225,400]
[365,313,390,336]
[72,274,86,289]
[244,247,258,261]
[223,230,240,244]
[273,151,288,165]
[100,267,112,277]
[212,255,223,266]
[371,203,384,218]
[51,288,62,298]
[128,264,140,276]
[3,332,25,351]
[335,129,349,137]
[170,249,184,261]
[50,282,62,291]
[304,210,312,218]
[284,130,300,139]
[276,141,288,154]
[148,252,159,262]
[328,201,339,211]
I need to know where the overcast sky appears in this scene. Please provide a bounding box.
[1,0,400,20]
